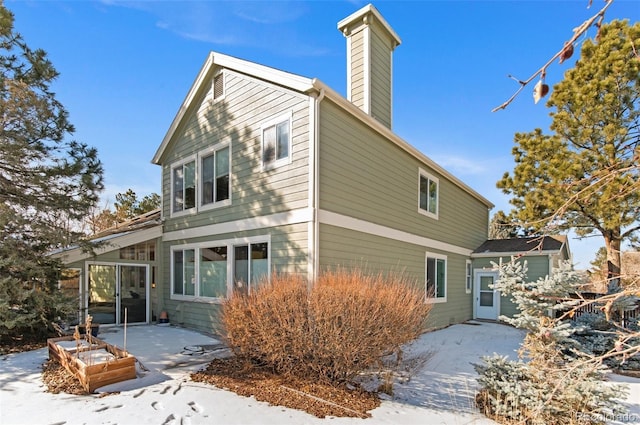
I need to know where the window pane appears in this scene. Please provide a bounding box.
[276,121,289,160]
[215,147,230,201]
[184,249,195,296]
[436,259,445,298]
[234,245,249,295]
[429,179,438,214]
[480,276,493,291]
[419,176,428,211]
[184,162,196,209]
[173,251,184,295]
[200,247,227,298]
[426,257,435,297]
[263,126,276,164]
[201,154,214,205]
[250,243,269,293]
[173,167,184,212]
[480,292,494,307]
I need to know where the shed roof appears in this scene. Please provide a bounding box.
[472,235,567,256]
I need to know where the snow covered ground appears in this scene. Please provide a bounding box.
[0,321,637,425]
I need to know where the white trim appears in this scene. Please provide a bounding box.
[163,207,314,242]
[363,25,370,115]
[465,259,473,294]
[346,36,352,102]
[337,4,402,47]
[261,110,293,171]
[54,226,162,264]
[389,49,393,129]
[170,154,197,218]
[418,168,439,220]
[425,252,447,303]
[319,209,472,256]
[471,250,561,259]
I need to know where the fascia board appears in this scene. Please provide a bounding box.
[470,249,561,259]
[54,226,162,265]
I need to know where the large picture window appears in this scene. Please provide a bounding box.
[262,112,291,169]
[171,238,269,301]
[426,253,446,302]
[419,169,439,219]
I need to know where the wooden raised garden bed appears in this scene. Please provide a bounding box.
[47,335,136,393]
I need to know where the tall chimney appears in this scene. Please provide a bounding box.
[338,4,401,129]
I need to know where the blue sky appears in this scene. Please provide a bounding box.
[7,0,640,268]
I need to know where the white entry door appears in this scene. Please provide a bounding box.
[475,271,499,320]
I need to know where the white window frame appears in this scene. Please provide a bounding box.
[170,235,270,303]
[198,141,232,211]
[418,168,439,219]
[425,252,447,303]
[170,155,197,218]
[212,71,225,102]
[466,260,473,294]
[261,111,292,170]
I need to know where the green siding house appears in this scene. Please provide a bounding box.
[149,4,493,333]
[56,4,572,333]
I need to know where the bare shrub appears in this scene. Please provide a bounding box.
[222,269,431,384]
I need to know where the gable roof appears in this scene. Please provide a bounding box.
[472,235,569,258]
[151,51,494,209]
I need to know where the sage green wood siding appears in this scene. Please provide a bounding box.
[350,30,365,110]
[318,99,489,251]
[473,255,552,318]
[369,20,392,128]
[319,224,473,329]
[160,223,309,335]
[160,69,310,234]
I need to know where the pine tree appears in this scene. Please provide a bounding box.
[497,20,640,281]
[475,260,626,424]
[0,5,103,341]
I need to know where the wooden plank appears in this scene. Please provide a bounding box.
[47,336,137,393]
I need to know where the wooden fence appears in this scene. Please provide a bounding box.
[566,292,640,327]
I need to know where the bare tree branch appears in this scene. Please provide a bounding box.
[492,0,615,112]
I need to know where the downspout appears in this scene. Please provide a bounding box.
[308,84,325,287]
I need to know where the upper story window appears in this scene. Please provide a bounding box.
[418,168,439,219]
[262,112,291,169]
[201,145,230,208]
[425,253,447,303]
[213,72,225,101]
[170,142,231,217]
[173,159,196,214]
